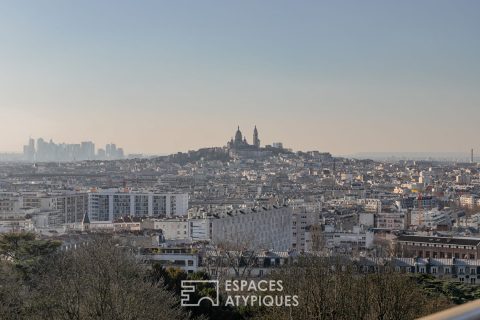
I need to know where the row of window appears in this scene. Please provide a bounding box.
[418,250,476,259]
[406,242,476,250]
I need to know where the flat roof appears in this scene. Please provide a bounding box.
[397,235,480,246]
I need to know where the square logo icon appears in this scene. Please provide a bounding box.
[181,280,220,307]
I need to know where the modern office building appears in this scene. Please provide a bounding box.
[22,138,36,162]
[21,138,124,162]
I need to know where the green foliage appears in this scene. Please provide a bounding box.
[0,232,61,261]
[414,274,480,305]
[147,264,249,320]
[0,233,470,320]
[0,234,189,320]
[0,232,61,280]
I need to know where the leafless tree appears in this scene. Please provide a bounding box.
[254,255,452,320]
[203,230,259,281]
[29,236,190,320]
[0,262,27,320]
[308,223,327,253]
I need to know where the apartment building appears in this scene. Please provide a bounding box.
[358,199,382,213]
[400,196,438,210]
[0,193,23,220]
[291,209,322,251]
[141,218,189,240]
[320,225,374,251]
[23,192,88,224]
[396,235,480,259]
[87,189,188,222]
[410,209,452,230]
[374,212,407,230]
[392,257,480,285]
[205,250,294,278]
[188,206,292,251]
[343,256,480,285]
[460,195,479,209]
[140,247,200,274]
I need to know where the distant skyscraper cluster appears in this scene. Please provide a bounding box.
[22,138,125,162]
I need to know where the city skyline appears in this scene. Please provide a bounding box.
[2,2,480,319]
[1,1,480,154]
[21,137,125,162]
[7,131,480,161]
[3,128,480,161]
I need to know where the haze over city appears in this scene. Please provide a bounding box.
[1,0,480,155]
[4,2,480,319]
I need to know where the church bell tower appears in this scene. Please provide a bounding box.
[253,125,260,148]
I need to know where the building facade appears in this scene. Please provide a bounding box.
[141,218,189,240]
[189,206,292,251]
[88,189,188,222]
[397,235,480,260]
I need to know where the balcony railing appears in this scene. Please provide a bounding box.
[419,299,480,320]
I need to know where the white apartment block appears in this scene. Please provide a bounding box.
[328,198,381,213]
[0,219,34,233]
[308,225,374,251]
[88,189,188,222]
[460,195,479,209]
[1,191,87,227]
[141,218,189,240]
[358,199,382,213]
[374,212,407,230]
[188,206,292,251]
[324,230,374,250]
[410,209,452,229]
[0,193,23,220]
[291,209,322,251]
[140,247,200,274]
[189,216,213,241]
[23,191,88,224]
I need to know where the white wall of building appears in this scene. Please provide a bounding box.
[189,206,292,251]
[142,219,189,240]
[88,189,188,222]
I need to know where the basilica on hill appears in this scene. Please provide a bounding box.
[226,126,275,159]
[227,126,261,150]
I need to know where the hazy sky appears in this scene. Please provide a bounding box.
[1,1,479,155]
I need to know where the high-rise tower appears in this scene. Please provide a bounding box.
[253,125,260,148]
